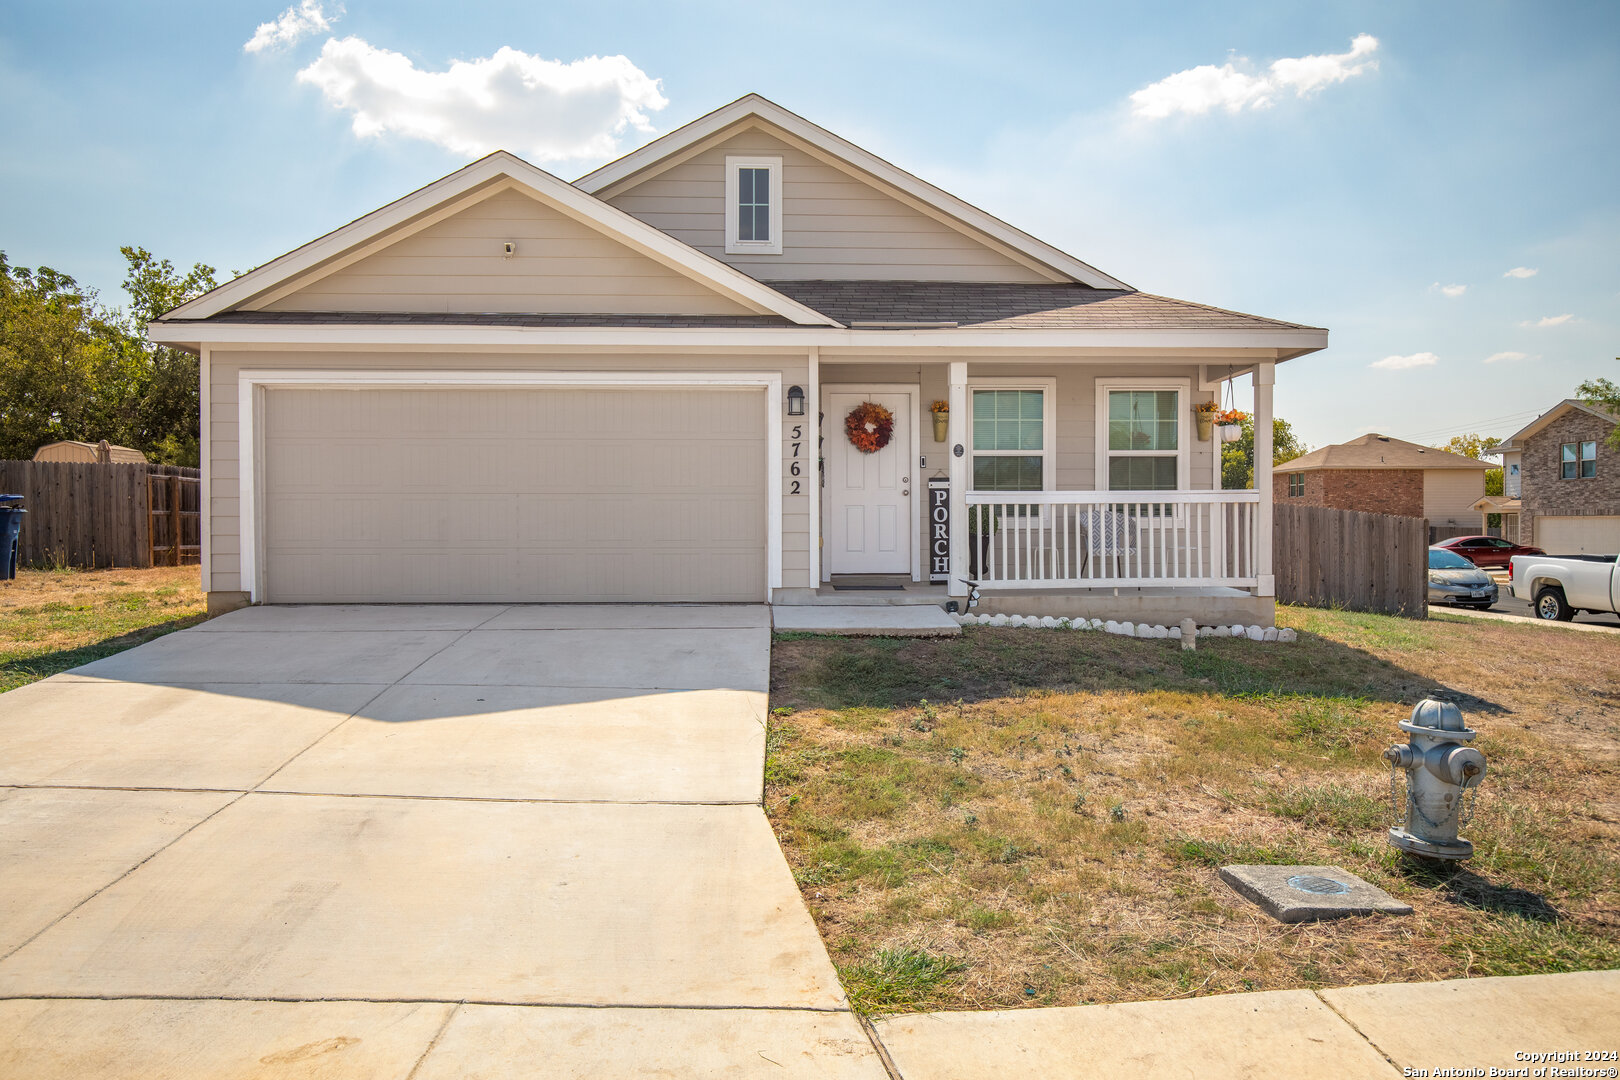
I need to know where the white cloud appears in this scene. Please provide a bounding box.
[1371,352,1439,371]
[1431,282,1467,298]
[297,39,668,161]
[1519,314,1573,328]
[1503,266,1538,279]
[1484,351,1533,364]
[244,0,340,54]
[1130,34,1378,120]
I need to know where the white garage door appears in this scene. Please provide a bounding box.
[1536,516,1620,556]
[260,386,768,603]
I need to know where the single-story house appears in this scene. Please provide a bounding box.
[149,94,1327,624]
[1495,398,1619,554]
[33,440,148,464]
[1273,433,1492,539]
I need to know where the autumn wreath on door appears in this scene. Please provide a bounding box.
[844,401,895,453]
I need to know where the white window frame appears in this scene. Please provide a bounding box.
[725,156,783,255]
[1094,377,1192,494]
[967,378,1056,526]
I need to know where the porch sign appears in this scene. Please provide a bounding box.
[928,478,950,583]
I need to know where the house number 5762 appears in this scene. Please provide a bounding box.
[787,424,804,494]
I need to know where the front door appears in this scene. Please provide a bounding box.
[826,389,912,575]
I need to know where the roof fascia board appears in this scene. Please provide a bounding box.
[149,321,1328,354]
[169,151,836,327]
[576,95,1130,290]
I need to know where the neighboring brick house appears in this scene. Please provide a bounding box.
[1273,433,1492,535]
[1499,399,1620,553]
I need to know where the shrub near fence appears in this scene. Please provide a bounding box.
[0,460,200,569]
[1274,502,1428,617]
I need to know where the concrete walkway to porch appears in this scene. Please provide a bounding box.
[0,604,887,1078]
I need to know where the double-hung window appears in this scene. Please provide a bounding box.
[1561,441,1597,479]
[724,156,783,255]
[1288,473,1305,497]
[969,381,1054,517]
[1095,379,1189,493]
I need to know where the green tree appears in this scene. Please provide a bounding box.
[1221,416,1308,489]
[0,253,140,459]
[1577,371,1620,450]
[1437,433,1502,461]
[114,246,217,465]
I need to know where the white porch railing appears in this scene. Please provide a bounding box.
[963,490,1261,589]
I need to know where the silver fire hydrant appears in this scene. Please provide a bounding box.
[1384,699,1486,860]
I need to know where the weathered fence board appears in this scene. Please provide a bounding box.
[0,461,200,569]
[1274,503,1427,617]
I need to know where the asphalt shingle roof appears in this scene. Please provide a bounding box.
[765,281,1321,331]
[190,311,800,328]
[1274,433,1496,473]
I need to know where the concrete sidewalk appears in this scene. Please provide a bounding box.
[0,604,886,1079]
[872,969,1620,1079]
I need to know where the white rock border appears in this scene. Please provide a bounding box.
[950,612,1296,643]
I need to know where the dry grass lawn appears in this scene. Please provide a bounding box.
[1,566,206,693]
[766,607,1620,1014]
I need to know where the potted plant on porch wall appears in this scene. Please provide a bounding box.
[1194,400,1219,441]
[930,399,949,442]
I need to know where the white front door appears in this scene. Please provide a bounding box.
[826,389,912,575]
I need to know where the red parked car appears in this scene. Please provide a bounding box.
[1433,535,1545,569]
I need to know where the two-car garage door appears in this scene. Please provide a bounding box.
[259,386,767,603]
[1534,516,1620,556]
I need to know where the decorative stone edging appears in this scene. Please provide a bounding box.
[951,612,1297,643]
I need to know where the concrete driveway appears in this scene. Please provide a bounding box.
[0,605,885,1078]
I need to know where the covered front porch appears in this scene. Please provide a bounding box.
[798,355,1281,625]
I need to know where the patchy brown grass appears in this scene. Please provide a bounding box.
[767,607,1620,1014]
[1,566,206,692]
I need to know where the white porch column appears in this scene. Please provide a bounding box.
[807,347,821,584]
[947,361,969,597]
[1253,362,1276,597]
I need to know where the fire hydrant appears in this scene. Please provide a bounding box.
[1384,699,1486,861]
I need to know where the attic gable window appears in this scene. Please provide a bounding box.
[725,156,783,255]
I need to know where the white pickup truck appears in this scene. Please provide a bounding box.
[1509,553,1620,620]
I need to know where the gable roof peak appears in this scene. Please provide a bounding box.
[574,93,1131,290]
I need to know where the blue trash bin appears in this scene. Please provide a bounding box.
[0,494,24,581]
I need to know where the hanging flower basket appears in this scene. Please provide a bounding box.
[845,401,896,454]
[1216,409,1248,443]
[930,399,949,442]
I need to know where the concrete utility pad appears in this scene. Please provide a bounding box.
[0,794,843,1008]
[772,605,961,636]
[481,604,771,630]
[872,990,1399,1079]
[267,685,766,803]
[0,787,234,955]
[403,627,769,691]
[67,628,463,684]
[0,998,453,1080]
[414,1005,888,1080]
[1322,970,1620,1075]
[1219,865,1412,922]
[0,678,383,789]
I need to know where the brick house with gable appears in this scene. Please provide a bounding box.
[1272,433,1493,538]
[1498,399,1620,553]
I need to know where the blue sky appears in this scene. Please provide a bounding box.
[3,0,1616,451]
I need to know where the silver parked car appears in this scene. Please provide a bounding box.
[1428,546,1498,609]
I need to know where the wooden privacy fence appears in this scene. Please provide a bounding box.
[1273,503,1428,617]
[0,460,200,570]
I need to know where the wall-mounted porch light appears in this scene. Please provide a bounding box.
[786,385,805,416]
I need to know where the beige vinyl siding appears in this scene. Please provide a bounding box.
[818,362,1219,577]
[263,188,755,315]
[206,351,811,597]
[605,127,1058,283]
[1422,468,1488,527]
